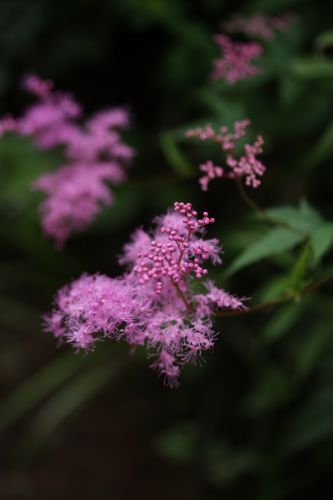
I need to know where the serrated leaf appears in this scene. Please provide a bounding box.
[311,223,333,264]
[226,228,304,276]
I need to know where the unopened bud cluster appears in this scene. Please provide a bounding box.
[187,120,266,190]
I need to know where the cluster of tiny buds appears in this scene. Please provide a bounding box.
[173,202,215,230]
[186,120,250,152]
[133,203,215,294]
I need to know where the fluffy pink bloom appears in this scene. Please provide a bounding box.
[186,119,266,189]
[33,162,125,247]
[195,281,247,316]
[18,75,82,145]
[44,273,145,349]
[0,74,134,245]
[211,34,262,84]
[224,13,297,40]
[45,202,246,387]
[87,108,131,131]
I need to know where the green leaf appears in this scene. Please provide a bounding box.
[266,201,323,234]
[291,57,333,79]
[226,228,304,276]
[255,275,289,302]
[287,243,311,293]
[160,132,193,177]
[311,223,333,264]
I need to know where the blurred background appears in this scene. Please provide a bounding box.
[1,0,333,499]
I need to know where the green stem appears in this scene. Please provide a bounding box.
[236,179,307,236]
[215,272,333,318]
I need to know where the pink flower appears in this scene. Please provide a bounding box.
[21,74,54,99]
[186,119,250,150]
[0,74,134,245]
[186,120,266,189]
[211,34,262,85]
[227,135,265,188]
[198,161,224,191]
[195,281,247,316]
[33,162,125,247]
[45,202,246,386]
[0,115,17,136]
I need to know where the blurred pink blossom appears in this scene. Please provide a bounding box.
[224,12,297,40]
[0,74,134,246]
[211,34,263,84]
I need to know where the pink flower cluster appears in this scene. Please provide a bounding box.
[198,161,224,192]
[211,34,262,85]
[45,202,246,387]
[186,120,266,189]
[224,12,297,40]
[0,74,134,246]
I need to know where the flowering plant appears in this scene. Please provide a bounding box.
[45,202,245,386]
[0,75,134,246]
[186,119,265,189]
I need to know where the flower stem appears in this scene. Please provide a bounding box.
[236,179,306,236]
[215,272,333,318]
[174,282,194,312]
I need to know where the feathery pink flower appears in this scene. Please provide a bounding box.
[211,34,262,85]
[45,202,246,387]
[186,119,266,189]
[0,74,134,246]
